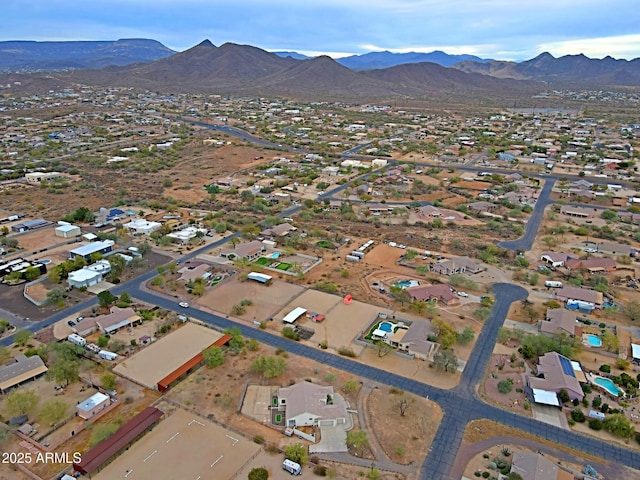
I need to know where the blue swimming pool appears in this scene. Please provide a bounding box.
[594,377,622,396]
[37,259,51,265]
[393,280,420,289]
[268,252,281,259]
[378,321,394,332]
[586,334,602,347]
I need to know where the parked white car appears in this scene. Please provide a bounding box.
[457,292,469,297]
[178,302,190,308]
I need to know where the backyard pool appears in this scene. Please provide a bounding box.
[37,259,51,264]
[585,334,602,347]
[268,252,281,259]
[594,376,623,397]
[378,321,394,333]
[393,280,420,289]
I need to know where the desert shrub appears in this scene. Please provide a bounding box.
[599,364,611,373]
[253,435,265,444]
[497,378,513,394]
[337,346,356,357]
[589,419,603,430]
[571,408,586,423]
[313,465,328,476]
[282,326,300,341]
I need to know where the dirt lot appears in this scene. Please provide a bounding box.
[197,277,306,321]
[480,354,530,415]
[113,322,224,389]
[93,406,261,480]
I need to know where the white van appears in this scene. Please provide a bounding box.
[282,459,302,475]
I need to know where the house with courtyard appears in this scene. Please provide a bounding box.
[539,309,582,337]
[429,256,484,275]
[122,218,162,236]
[527,352,585,405]
[94,306,142,335]
[406,284,460,306]
[276,381,349,431]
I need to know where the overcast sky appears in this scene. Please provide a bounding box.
[3,0,640,61]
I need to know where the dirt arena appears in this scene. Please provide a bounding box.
[93,407,261,480]
[197,277,305,321]
[113,323,223,389]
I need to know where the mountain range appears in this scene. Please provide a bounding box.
[3,40,640,103]
[0,39,176,73]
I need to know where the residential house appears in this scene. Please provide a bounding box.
[554,286,603,309]
[393,320,439,361]
[406,284,460,306]
[76,392,111,420]
[511,451,575,480]
[67,259,111,289]
[94,306,142,335]
[122,218,162,236]
[430,256,484,275]
[467,201,497,214]
[177,262,211,283]
[25,172,62,184]
[540,252,576,268]
[559,205,595,219]
[597,241,637,257]
[220,240,265,261]
[0,354,48,394]
[69,240,114,261]
[259,223,296,239]
[565,257,617,273]
[527,352,585,403]
[167,226,207,244]
[539,309,582,337]
[277,381,349,429]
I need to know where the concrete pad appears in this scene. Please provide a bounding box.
[533,403,566,428]
[310,425,347,453]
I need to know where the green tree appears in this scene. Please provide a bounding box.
[203,345,224,368]
[248,467,269,480]
[603,413,635,439]
[101,372,117,390]
[46,286,67,304]
[89,423,119,447]
[558,389,571,404]
[250,356,287,380]
[39,399,68,425]
[119,291,132,305]
[13,330,32,346]
[343,379,359,394]
[48,358,80,386]
[108,254,127,277]
[97,290,117,309]
[432,349,458,373]
[346,429,369,456]
[6,389,39,415]
[497,379,513,394]
[456,327,475,344]
[23,266,42,281]
[225,327,245,352]
[473,307,491,321]
[284,443,308,466]
[433,318,457,349]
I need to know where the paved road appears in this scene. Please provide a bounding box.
[119,282,640,477]
[498,178,556,252]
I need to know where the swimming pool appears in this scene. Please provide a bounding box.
[37,259,51,265]
[268,252,281,259]
[585,334,602,347]
[594,377,623,397]
[378,321,394,333]
[393,280,420,289]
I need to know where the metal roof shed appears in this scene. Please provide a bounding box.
[283,307,307,324]
[248,272,273,283]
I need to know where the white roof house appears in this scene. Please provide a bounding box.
[69,240,114,260]
[283,307,307,324]
[167,226,207,244]
[67,260,111,289]
[123,218,162,235]
[632,344,640,362]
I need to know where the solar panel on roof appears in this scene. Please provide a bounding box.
[559,355,576,378]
